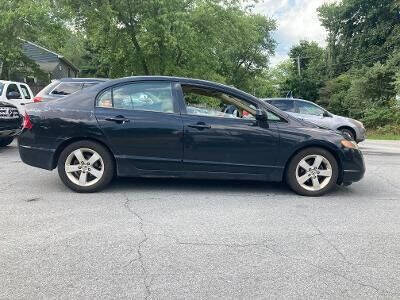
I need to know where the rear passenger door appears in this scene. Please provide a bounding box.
[95,81,184,176]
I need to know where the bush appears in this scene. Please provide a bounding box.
[361,106,400,128]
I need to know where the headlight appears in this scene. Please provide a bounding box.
[341,139,358,149]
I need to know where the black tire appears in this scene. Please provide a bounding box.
[57,140,115,193]
[340,128,355,141]
[286,147,339,197]
[0,137,14,147]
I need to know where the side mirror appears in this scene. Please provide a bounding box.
[323,111,331,118]
[255,109,268,121]
[7,91,21,99]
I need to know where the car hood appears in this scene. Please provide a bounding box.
[288,114,347,139]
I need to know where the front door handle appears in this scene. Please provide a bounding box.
[188,123,211,130]
[105,116,130,124]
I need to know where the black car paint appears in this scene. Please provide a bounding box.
[0,101,22,140]
[18,76,365,185]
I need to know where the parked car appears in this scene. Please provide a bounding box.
[33,78,108,103]
[18,76,365,196]
[263,98,366,143]
[0,101,22,147]
[0,80,34,113]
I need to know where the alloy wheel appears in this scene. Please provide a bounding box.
[295,154,333,192]
[64,148,104,187]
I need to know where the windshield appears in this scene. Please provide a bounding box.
[0,82,4,96]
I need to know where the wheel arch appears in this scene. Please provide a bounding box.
[337,126,356,139]
[52,137,117,172]
[282,142,344,184]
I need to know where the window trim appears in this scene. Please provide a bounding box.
[95,81,180,115]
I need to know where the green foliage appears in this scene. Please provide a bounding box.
[276,41,327,100]
[0,0,75,80]
[58,0,276,93]
[318,0,400,75]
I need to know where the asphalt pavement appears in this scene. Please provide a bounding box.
[1,140,400,299]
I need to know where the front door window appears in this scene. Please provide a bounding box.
[182,85,256,119]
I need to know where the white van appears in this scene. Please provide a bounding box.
[0,80,34,113]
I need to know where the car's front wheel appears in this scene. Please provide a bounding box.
[0,137,14,147]
[286,147,339,196]
[58,141,115,193]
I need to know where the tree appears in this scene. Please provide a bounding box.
[58,0,276,93]
[277,41,326,100]
[0,0,73,80]
[318,0,400,76]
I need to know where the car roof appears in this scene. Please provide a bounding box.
[263,98,309,102]
[54,78,109,83]
[101,76,256,99]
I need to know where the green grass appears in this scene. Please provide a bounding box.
[367,133,400,140]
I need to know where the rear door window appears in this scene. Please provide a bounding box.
[97,82,176,114]
[51,82,83,96]
[269,100,295,112]
[296,101,324,116]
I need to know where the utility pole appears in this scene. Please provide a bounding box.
[296,56,301,77]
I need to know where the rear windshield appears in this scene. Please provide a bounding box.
[36,80,60,97]
[51,82,83,95]
[0,83,4,96]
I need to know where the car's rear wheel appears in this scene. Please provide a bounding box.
[286,148,339,196]
[58,141,115,193]
[0,137,14,147]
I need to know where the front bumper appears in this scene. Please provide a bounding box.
[355,127,366,143]
[341,148,365,184]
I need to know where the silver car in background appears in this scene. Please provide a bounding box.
[263,98,366,142]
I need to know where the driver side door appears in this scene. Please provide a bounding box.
[178,83,281,179]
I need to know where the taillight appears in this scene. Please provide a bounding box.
[33,96,42,103]
[22,113,33,130]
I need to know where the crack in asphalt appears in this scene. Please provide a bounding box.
[123,195,153,300]
[303,215,354,266]
[122,196,398,298]
[258,244,397,297]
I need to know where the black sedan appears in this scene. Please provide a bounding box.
[18,76,365,196]
[0,101,21,147]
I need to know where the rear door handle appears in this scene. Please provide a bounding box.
[105,116,130,124]
[188,123,211,130]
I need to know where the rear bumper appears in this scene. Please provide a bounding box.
[341,148,365,184]
[18,143,55,171]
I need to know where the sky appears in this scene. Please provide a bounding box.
[254,0,338,66]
